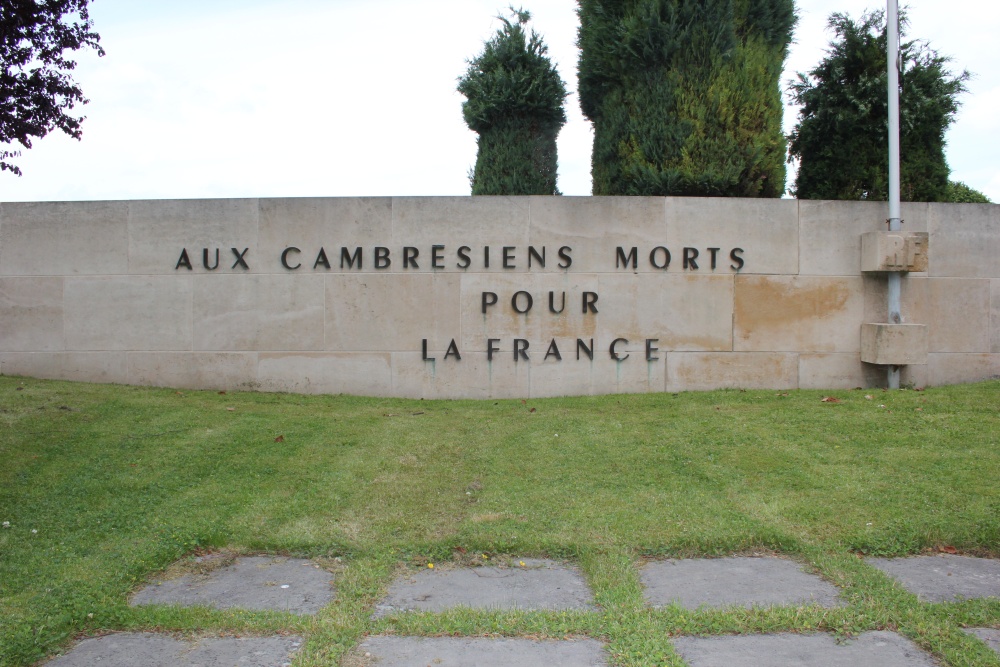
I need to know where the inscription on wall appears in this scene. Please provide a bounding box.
[175,245,746,272]
[174,243,747,365]
[8,196,996,397]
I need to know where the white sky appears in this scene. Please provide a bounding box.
[2,0,997,202]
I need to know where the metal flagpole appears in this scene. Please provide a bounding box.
[886,0,902,389]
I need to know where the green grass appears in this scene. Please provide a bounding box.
[0,376,998,666]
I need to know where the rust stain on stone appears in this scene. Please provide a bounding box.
[673,353,795,388]
[735,277,851,339]
[663,333,730,352]
[545,310,597,339]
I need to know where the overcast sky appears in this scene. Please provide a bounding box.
[2,0,997,202]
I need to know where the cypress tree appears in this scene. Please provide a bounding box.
[458,8,567,195]
[788,10,969,202]
[577,0,795,197]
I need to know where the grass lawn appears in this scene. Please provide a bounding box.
[0,376,998,666]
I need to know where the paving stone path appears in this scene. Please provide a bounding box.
[131,555,334,614]
[373,558,595,617]
[354,637,607,666]
[672,630,938,666]
[48,556,328,666]
[867,554,1000,602]
[47,554,1000,666]
[639,557,842,609]
[44,632,302,667]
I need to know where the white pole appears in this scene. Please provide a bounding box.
[887,0,902,389]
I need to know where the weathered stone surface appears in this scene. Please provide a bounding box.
[927,279,991,353]
[799,353,884,390]
[0,201,128,276]
[64,276,192,351]
[257,352,392,395]
[672,631,937,667]
[258,197,392,270]
[0,278,64,352]
[666,197,799,275]
[734,276,864,353]
[928,202,999,278]
[0,352,126,383]
[640,558,841,610]
[528,196,666,274]
[127,352,258,391]
[797,200,929,277]
[328,273,461,351]
[3,197,998,397]
[45,633,302,667]
[458,272,600,350]
[926,354,999,386]
[965,628,1000,658]
[131,556,334,614]
[867,555,1000,602]
[901,362,930,390]
[391,196,531,263]
[373,560,595,616]
[127,198,260,275]
[863,275,927,326]
[597,274,735,352]
[667,352,798,392]
[798,200,875,277]
[395,340,667,399]
[528,350,666,398]
[355,637,607,667]
[192,274,326,351]
[390,350,532,400]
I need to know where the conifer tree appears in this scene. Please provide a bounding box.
[788,10,969,202]
[577,0,795,197]
[458,8,567,195]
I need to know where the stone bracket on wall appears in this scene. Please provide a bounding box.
[859,231,930,369]
[860,323,928,366]
[860,231,928,272]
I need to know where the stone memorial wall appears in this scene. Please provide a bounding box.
[0,196,997,398]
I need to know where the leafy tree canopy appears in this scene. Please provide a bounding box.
[788,9,968,201]
[947,180,991,204]
[458,7,567,195]
[1,0,103,176]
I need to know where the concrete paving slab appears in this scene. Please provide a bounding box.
[45,632,302,666]
[373,559,595,617]
[131,556,334,614]
[867,555,1000,602]
[672,631,938,666]
[354,636,607,666]
[640,557,842,610]
[964,628,1000,657]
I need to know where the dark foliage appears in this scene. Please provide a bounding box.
[1,0,103,175]
[788,10,968,202]
[458,8,567,195]
[946,180,991,204]
[577,0,795,197]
